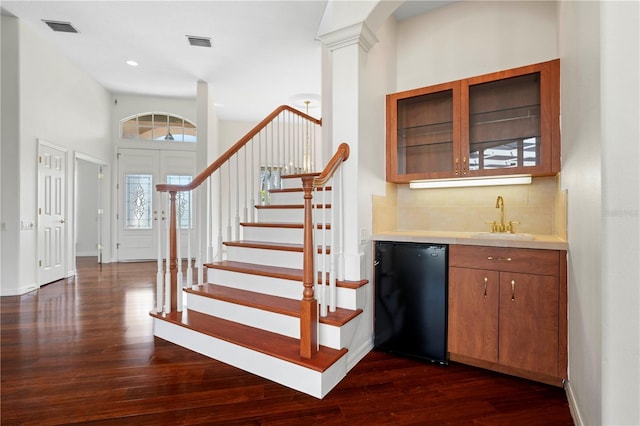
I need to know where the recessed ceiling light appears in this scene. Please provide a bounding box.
[186,35,212,48]
[126,60,139,67]
[42,20,78,33]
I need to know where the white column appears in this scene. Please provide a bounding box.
[318,23,378,281]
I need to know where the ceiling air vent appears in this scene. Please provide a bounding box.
[43,20,78,33]
[186,35,211,48]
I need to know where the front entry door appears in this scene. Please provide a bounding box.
[117,149,195,261]
[38,142,67,285]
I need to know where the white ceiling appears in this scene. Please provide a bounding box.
[1,1,450,121]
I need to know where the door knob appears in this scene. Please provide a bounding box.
[59,219,66,224]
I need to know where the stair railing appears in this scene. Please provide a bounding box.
[301,143,350,359]
[154,105,321,314]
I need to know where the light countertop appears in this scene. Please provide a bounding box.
[373,230,568,251]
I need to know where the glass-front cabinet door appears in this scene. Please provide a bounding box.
[386,59,560,183]
[386,81,461,182]
[461,60,559,177]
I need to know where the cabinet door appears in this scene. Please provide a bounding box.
[448,267,499,363]
[386,81,461,182]
[461,59,560,177]
[499,272,559,377]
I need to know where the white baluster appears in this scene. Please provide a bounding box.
[250,138,255,222]
[336,166,345,310]
[156,204,163,313]
[320,185,328,317]
[330,176,337,313]
[207,178,213,263]
[176,192,183,312]
[217,170,223,260]
[186,190,193,289]
[164,194,171,314]
[196,186,203,286]
[243,147,248,224]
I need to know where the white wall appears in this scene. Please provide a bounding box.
[1,15,21,291]
[599,2,639,422]
[1,16,112,295]
[396,1,558,90]
[557,3,602,424]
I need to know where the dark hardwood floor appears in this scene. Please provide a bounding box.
[1,258,574,425]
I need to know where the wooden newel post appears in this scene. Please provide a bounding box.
[300,176,318,359]
[169,191,178,312]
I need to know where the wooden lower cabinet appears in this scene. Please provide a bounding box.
[448,267,499,363]
[448,245,567,386]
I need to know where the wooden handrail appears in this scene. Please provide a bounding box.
[312,143,350,188]
[156,105,321,193]
[300,142,350,359]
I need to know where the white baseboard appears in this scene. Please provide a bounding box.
[565,380,583,426]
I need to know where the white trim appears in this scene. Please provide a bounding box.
[318,21,379,52]
[565,380,583,426]
[38,139,69,153]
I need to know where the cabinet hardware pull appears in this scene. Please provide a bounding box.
[511,279,516,301]
[462,157,467,175]
[487,256,512,262]
[455,158,459,176]
[483,276,488,298]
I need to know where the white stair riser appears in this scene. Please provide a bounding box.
[257,208,331,224]
[280,177,305,190]
[206,268,361,310]
[269,190,332,205]
[207,268,303,300]
[225,245,331,269]
[241,226,331,245]
[153,318,347,399]
[186,292,353,349]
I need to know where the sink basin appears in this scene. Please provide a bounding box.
[470,232,534,241]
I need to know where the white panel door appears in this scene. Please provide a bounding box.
[117,149,195,261]
[38,142,67,285]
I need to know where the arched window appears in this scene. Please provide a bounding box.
[121,113,196,142]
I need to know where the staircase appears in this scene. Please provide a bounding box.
[151,140,370,398]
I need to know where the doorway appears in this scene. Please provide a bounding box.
[117,148,196,261]
[75,155,108,266]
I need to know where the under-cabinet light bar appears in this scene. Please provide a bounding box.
[409,174,532,189]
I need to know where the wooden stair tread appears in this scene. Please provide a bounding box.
[281,172,320,179]
[336,279,369,289]
[206,261,356,287]
[186,283,362,326]
[151,309,347,372]
[240,222,330,230]
[270,186,331,193]
[223,240,330,254]
[205,260,303,281]
[255,204,330,209]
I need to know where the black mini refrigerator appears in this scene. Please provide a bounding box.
[374,241,448,364]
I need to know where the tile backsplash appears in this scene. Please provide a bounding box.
[373,176,566,237]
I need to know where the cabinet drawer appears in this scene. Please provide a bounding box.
[450,245,560,276]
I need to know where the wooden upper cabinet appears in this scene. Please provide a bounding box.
[386,59,560,183]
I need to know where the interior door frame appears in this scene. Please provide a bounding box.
[74,152,110,268]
